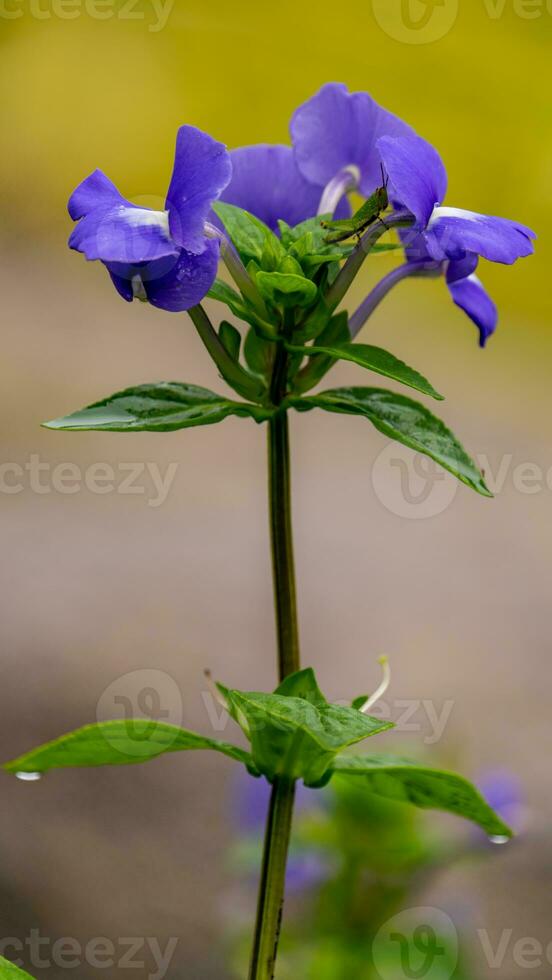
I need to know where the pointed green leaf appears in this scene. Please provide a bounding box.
[212,202,279,264]
[43,383,270,432]
[274,667,328,707]
[256,271,318,309]
[207,278,248,315]
[0,959,35,979]
[289,387,491,496]
[278,216,351,255]
[244,327,274,379]
[292,311,350,394]
[287,342,443,400]
[4,721,257,773]
[279,216,326,247]
[332,755,511,837]
[225,687,393,786]
[207,278,268,333]
[219,321,242,360]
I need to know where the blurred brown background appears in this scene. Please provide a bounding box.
[0,1,551,977]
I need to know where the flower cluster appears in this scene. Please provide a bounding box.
[68,81,534,345]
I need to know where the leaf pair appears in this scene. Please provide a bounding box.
[42,381,489,498]
[4,668,509,838]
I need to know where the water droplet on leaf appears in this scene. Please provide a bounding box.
[489,834,509,845]
[15,771,42,782]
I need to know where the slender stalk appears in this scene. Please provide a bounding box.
[248,327,301,980]
[188,304,264,401]
[204,221,269,320]
[247,777,296,980]
[324,210,414,312]
[348,260,440,338]
[297,211,415,343]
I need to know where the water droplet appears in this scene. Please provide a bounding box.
[489,834,509,845]
[15,771,42,782]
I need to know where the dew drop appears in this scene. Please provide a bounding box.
[489,834,509,845]
[15,771,42,782]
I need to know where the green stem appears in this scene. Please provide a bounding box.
[267,408,300,679]
[247,777,296,980]
[248,329,301,980]
[188,304,264,402]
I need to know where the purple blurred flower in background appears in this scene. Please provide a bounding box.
[218,145,323,232]
[218,143,350,232]
[68,126,231,311]
[476,770,526,840]
[234,772,330,894]
[376,134,536,345]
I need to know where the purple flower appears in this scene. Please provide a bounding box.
[218,143,350,232]
[68,126,231,312]
[284,851,331,895]
[470,769,528,843]
[377,134,536,345]
[232,772,330,894]
[234,769,321,832]
[475,770,527,839]
[218,145,323,232]
[290,82,414,196]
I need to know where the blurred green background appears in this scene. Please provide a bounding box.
[0,2,551,978]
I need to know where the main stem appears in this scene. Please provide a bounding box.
[267,410,300,679]
[248,339,300,980]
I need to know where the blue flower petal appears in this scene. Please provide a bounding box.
[218,144,325,232]
[291,82,414,196]
[104,242,219,312]
[68,169,126,220]
[428,208,536,265]
[447,273,498,346]
[69,203,179,264]
[165,125,232,255]
[446,253,479,283]
[143,240,220,312]
[107,265,134,302]
[377,134,448,227]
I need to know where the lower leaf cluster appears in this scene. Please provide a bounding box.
[4,668,509,839]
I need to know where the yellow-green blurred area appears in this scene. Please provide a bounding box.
[1,0,550,327]
[1,3,551,979]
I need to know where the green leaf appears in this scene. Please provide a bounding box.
[292,313,350,393]
[274,667,327,707]
[207,279,273,335]
[219,321,241,361]
[0,959,35,979]
[279,216,351,256]
[256,271,318,309]
[287,342,443,400]
[212,202,278,264]
[244,327,274,378]
[289,387,491,496]
[278,254,305,277]
[4,721,257,773]
[261,232,287,272]
[208,278,248,314]
[279,216,327,249]
[43,383,270,432]
[332,755,512,837]
[224,684,393,786]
